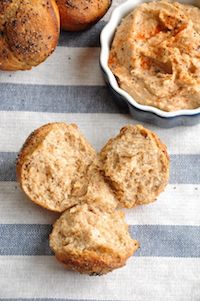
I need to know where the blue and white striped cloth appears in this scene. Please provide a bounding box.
[0,1,200,300]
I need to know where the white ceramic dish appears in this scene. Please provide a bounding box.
[100,0,200,127]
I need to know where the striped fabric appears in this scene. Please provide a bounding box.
[0,1,200,300]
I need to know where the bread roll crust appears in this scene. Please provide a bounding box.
[0,0,60,71]
[50,204,139,275]
[100,125,169,208]
[56,0,111,31]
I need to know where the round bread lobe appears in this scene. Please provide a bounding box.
[17,122,97,212]
[100,124,169,208]
[0,0,60,70]
[49,204,139,275]
[56,0,111,31]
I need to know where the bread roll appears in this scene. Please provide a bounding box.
[50,204,139,275]
[0,0,60,71]
[17,123,97,212]
[56,0,111,31]
[100,125,169,208]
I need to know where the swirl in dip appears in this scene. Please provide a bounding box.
[109,0,200,112]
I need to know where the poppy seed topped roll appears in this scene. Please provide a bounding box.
[0,0,60,70]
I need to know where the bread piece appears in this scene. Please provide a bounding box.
[56,0,111,31]
[79,160,117,212]
[0,0,60,71]
[17,123,97,212]
[50,204,139,275]
[100,125,169,208]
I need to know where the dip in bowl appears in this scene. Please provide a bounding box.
[100,0,200,127]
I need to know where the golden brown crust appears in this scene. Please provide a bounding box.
[100,124,170,208]
[56,0,111,31]
[0,0,60,71]
[55,248,135,275]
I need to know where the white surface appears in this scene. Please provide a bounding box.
[124,184,200,226]
[0,256,199,300]
[0,111,200,154]
[0,47,104,86]
[0,182,59,224]
[0,182,199,226]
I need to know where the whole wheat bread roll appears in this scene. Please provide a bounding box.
[100,125,169,208]
[50,204,139,275]
[56,0,111,31]
[17,122,169,275]
[0,0,60,71]
[17,123,97,212]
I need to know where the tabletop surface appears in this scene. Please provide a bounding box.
[0,1,200,300]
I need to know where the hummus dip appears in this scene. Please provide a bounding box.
[109,1,200,111]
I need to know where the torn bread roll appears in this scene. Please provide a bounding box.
[100,125,169,208]
[17,123,97,212]
[50,204,139,275]
[17,122,117,212]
